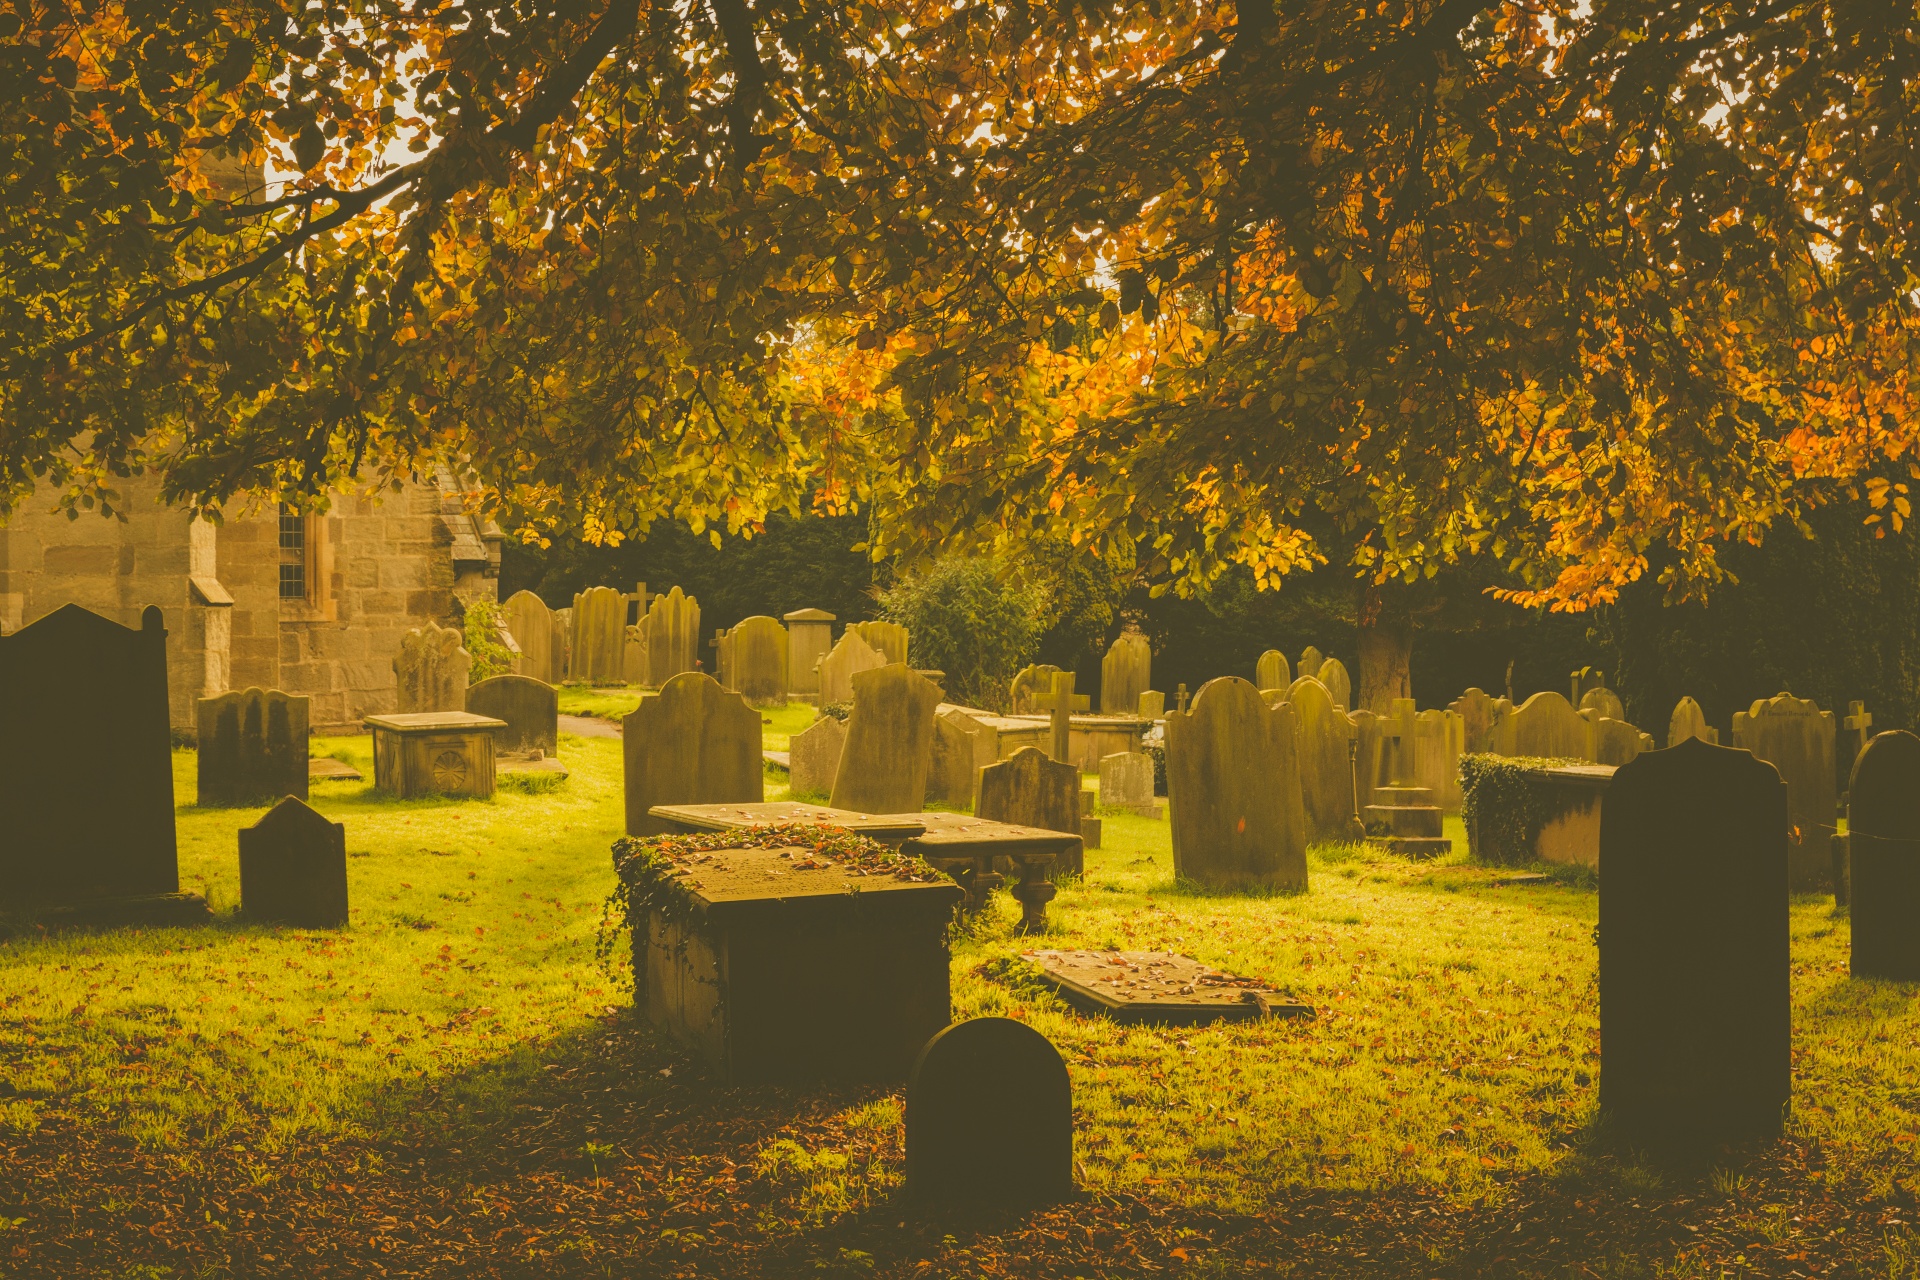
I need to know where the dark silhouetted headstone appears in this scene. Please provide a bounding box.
[1600,737,1788,1145]
[906,1018,1073,1206]
[197,688,309,807]
[239,796,348,928]
[1849,730,1920,980]
[466,674,558,758]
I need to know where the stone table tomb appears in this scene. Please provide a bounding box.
[366,711,506,799]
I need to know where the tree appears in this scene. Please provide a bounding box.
[876,556,1047,711]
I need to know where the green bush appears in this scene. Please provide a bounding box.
[1458,753,1590,866]
[463,597,517,682]
[877,557,1047,711]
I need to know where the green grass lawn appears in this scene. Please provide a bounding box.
[556,686,819,751]
[3,746,1919,1278]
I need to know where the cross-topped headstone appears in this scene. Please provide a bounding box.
[1038,672,1088,765]
[1382,697,1418,786]
[1847,701,1874,765]
[1175,683,1190,714]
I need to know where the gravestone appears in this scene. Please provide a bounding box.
[1288,677,1354,844]
[1026,950,1310,1025]
[1364,699,1451,855]
[1,605,182,909]
[1579,685,1627,724]
[623,619,650,685]
[645,586,703,687]
[1570,666,1608,705]
[393,621,468,713]
[1506,691,1589,760]
[1255,650,1290,694]
[197,688,309,807]
[465,674,558,758]
[552,607,574,679]
[1038,671,1089,764]
[623,672,762,836]
[1137,690,1165,720]
[784,608,835,699]
[925,714,981,808]
[570,586,628,684]
[1845,701,1875,771]
[1592,717,1652,767]
[1098,751,1161,818]
[786,714,847,799]
[1600,737,1789,1145]
[238,796,348,928]
[1732,692,1837,891]
[504,590,564,684]
[1164,677,1308,891]
[1847,731,1920,980]
[850,620,909,667]
[830,665,944,815]
[817,630,886,706]
[1348,708,1386,815]
[977,746,1085,874]
[1008,663,1063,715]
[1100,631,1152,716]
[1450,687,1509,754]
[1299,646,1324,679]
[1317,657,1352,713]
[730,616,789,704]
[1668,696,1718,747]
[712,627,735,691]
[907,1018,1073,1206]
[1413,708,1465,812]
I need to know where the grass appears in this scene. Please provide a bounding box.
[4,747,1920,1277]
[556,686,819,752]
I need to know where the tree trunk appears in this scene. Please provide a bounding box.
[1356,582,1414,713]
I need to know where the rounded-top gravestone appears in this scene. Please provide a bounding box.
[1849,730,1920,980]
[906,1017,1073,1206]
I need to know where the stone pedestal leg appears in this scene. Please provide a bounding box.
[1009,854,1058,934]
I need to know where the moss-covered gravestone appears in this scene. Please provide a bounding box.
[1165,677,1307,891]
[197,688,309,807]
[906,1017,1073,1206]
[1007,663,1063,715]
[1098,751,1160,818]
[924,714,980,808]
[850,620,909,667]
[1600,737,1788,1145]
[239,796,348,928]
[622,672,762,836]
[1849,731,1920,980]
[1255,649,1290,694]
[465,674,557,758]
[1100,631,1151,716]
[830,664,943,815]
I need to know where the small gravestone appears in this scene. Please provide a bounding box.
[645,586,702,686]
[1288,677,1354,843]
[1570,666,1608,705]
[925,714,980,808]
[977,746,1084,874]
[1668,696,1718,747]
[1165,677,1308,890]
[1580,685,1626,724]
[817,630,886,706]
[1025,950,1310,1025]
[831,665,944,814]
[850,620,909,667]
[1299,646,1324,679]
[393,621,469,713]
[712,626,735,690]
[623,672,762,836]
[1098,751,1161,818]
[783,608,836,699]
[570,586,627,684]
[1450,687,1508,754]
[1732,693,1837,891]
[238,796,348,928]
[1600,737,1788,1145]
[787,715,847,799]
[1413,707,1465,812]
[1506,691,1589,760]
[907,1018,1073,1206]
[1592,716,1652,767]
[1849,731,1920,979]
[1348,708,1386,814]
[1365,699,1451,855]
[1255,650,1290,694]
[1100,631,1152,716]
[1845,701,1875,770]
[1008,663,1063,715]
[1317,657,1352,713]
[465,674,558,758]
[730,615,789,704]
[504,590,565,684]
[1137,690,1165,720]
[623,620,650,685]
[197,688,310,807]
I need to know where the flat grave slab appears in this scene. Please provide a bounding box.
[885,811,1083,931]
[365,711,506,799]
[1024,950,1312,1026]
[308,757,364,782]
[648,800,926,843]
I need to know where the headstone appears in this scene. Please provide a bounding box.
[622,671,762,836]
[465,674,558,758]
[977,746,1085,875]
[1025,950,1310,1025]
[1732,693,1837,891]
[0,605,181,908]
[1349,708,1387,814]
[925,714,981,808]
[196,688,310,807]
[1287,677,1353,844]
[1175,683,1190,713]
[1505,691,1589,760]
[1317,657,1352,713]
[1037,671,1088,764]
[1255,650,1290,693]
[1579,685,1626,723]
[1849,731,1920,980]
[503,590,564,684]
[1570,666,1608,706]
[238,796,348,928]
[1008,663,1062,715]
[1299,646,1324,679]
[906,1018,1073,1206]
[1413,708,1465,812]
[730,616,789,704]
[1137,690,1165,720]
[783,608,835,699]
[1845,701,1875,770]
[1592,717,1652,767]
[623,619,650,685]
[393,621,469,713]
[552,607,574,679]
[1450,687,1508,754]
[816,629,886,706]
[1164,677,1308,891]
[786,714,847,799]
[1600,738,1789,1145]
[1098,751,1161,818]
[850,620,909,667]
[830,665,944,814]
[1667,696,1718,747]
[570,586,627,684]
[1364,699,1452,855]
[712,626,735,691]
[937,704,1002,784]
[645,586,702,687]
[1100,631,1152,716]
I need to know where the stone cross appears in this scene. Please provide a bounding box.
[1038,672,1088,765]
[1382,697,1418,786]
[1847,701,1874,764]
[1175,683,1190,714]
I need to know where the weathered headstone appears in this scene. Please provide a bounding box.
[1317,657,1352,713]
[1732,692,1837,891]
[1038,671,1088,764]
[1100,631,1152,716]
[1600,737,1789,1145]
[195,688,309,808]
[1,605,183,909]
[645,586,702,687]
[623,619,650,685]
[850,620,909,667]
[1364,699,1452,855]
[924,714,982,808]
[465,674,558,758]
[504,590,565,684]
[817,629,886,706]
[1137,690,1165,720]
[1008,663,1063,715]
[622,672,762,836]
[393,621,469,713]
[238,796,348,928]
[570,586,628,684]
[1299,646,1324,679]
[730,616,789,704]
[830,664,944,815]
[1845,701,1875,770]
[1164,677,1308,891]
[907,1018,1072,1206]
[712,626,735,691]
[786,714,847,799]
[977,746,1084,873]
[1849,731,1920,980]
[1255,650,1290,694]
[1579,685,1626,723]
[1413,708,1465,812]
[1570,666,1608,706]
[783,608,835,699]
[1098,751,1161,818]
[552,607,574,679]
[1450,687,1508,754]
[1505,691,1589,760]
[1349,708,1386,815]
[1287,677,1353,844]
[1592,716,1653,767]
[1667,696,1718,747]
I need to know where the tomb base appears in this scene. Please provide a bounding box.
[1363,804,1444,838]
[1373,835,1454,858]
